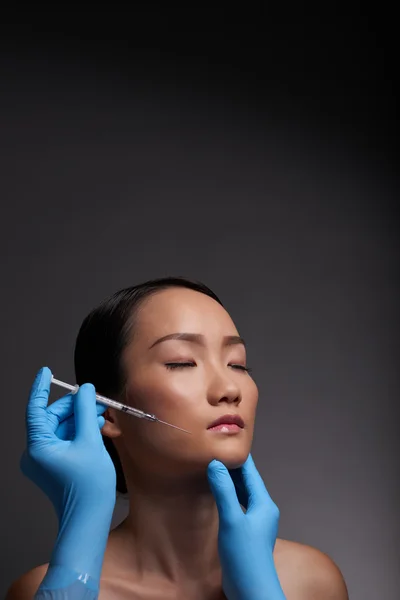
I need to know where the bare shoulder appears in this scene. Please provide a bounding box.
[274,538,349,600]
[5,563,49,600]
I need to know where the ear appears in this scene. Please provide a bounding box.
[101,408,123,439]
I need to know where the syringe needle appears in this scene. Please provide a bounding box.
[155,419,192,434]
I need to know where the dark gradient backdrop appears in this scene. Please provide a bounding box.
[0,11,398,600]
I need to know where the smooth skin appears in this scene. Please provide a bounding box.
[7,287,349,599]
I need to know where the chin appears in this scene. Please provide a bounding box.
[209,445,250,471]
[170,435,253,474]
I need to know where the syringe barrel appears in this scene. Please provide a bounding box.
[95,394,121,410]
[95,394,156,422]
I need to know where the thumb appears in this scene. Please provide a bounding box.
[207,460,242,523]
[74,383,102,442]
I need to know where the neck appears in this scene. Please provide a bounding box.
[109,470,221,585]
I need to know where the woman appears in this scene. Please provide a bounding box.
[7,277,348,599]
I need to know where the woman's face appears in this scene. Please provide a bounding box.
[112,287,258,478]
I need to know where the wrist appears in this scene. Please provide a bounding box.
[38,565,99,593]
[254,560,286,600]
[234,581,286,600]
[49,499,115,585]
[228,556,286,600]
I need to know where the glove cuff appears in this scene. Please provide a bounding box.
[35,565,99,599]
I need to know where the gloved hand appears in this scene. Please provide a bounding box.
[207,454,286,600]
[20,367,117,599]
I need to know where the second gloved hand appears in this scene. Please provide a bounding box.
[207,454,286,600]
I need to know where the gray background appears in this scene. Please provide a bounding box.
[1,17,398,600]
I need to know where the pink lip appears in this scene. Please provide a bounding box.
[207,414,245,429]
[207,423,242,434]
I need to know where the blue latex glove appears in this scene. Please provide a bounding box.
[207,454,286,600]
[20,367,117,599]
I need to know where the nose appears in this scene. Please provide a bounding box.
[206,368,242,407]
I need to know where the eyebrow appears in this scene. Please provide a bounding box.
[149,332,246,349]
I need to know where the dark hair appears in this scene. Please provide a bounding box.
[74,276,224,494]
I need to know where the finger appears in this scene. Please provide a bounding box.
[207,459,243,523]
[240,454,274,513]
[26,367,53,440]
[46,394,75,432]
[74,383,102,442]
[47,395,106,433]
[26,367,52,414]
[57,413,106,440]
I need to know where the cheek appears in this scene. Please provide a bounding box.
[126,372,205,419]
[120,377,203,447]
[244,378,259,413]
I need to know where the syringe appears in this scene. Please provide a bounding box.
[51,376,191,434]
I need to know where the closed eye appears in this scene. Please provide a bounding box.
[230,364,253,373]
[165,362,252,373]
[165,362,196,369]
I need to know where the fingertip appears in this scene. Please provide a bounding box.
[207,459,224,471]
[79,382,95,393]
[41,367,53,386]
[242,453,255,470]
[207,460,230,483]
[74,382,101,440]
[98,416,105,429]
[96,403,107,416]
[29,366,51,402]
[75,383,97,405]
[40,366,52,377]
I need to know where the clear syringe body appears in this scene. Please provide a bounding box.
[51,376,157,422]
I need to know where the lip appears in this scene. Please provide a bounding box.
[207,414,244,429]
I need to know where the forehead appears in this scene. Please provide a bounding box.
[133,287,238,342]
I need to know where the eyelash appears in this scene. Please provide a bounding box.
[165,362,253,374]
